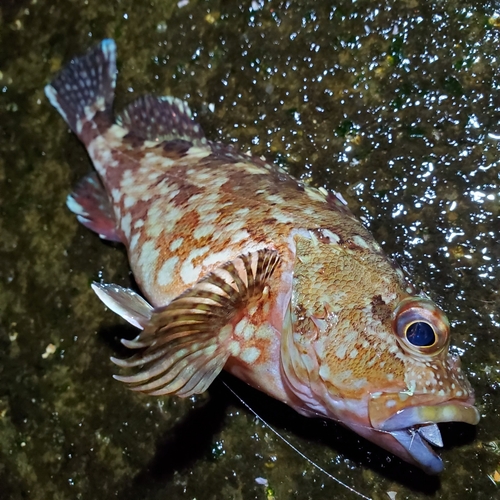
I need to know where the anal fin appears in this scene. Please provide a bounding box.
[67,172,121,242]
[91,283,153,330]
[104,249,281,398]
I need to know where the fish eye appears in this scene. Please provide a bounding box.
[405,321,436,347]
[393,297,450,356]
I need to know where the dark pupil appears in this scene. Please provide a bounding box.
[406,322,435,347]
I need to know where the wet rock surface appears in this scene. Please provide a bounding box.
[0,1,499,499]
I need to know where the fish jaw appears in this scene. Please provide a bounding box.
[280,340,480,473]
[364,399,479,474]
[280,352,479,473]
[281,362,479,473]
[281,337,480,473]
[363,368,479,473]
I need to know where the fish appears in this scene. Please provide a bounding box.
[44,39,480,475]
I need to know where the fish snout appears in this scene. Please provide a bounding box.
[367,394,480,473]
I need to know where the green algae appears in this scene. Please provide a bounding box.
[1,0,499,499]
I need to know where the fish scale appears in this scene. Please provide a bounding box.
[45,39,480,475]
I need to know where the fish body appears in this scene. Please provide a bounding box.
[45,40,479,474]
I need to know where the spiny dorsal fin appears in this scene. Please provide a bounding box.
[110,248,281,397]
[116,95,208,147]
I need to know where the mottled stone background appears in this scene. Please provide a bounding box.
[0,1,499,499]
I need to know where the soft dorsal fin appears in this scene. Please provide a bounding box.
[107,248,280,397]
[116,95,208,147]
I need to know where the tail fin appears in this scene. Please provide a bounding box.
[45,39,117,136]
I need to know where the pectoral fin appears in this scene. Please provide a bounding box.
[97,249,280,397]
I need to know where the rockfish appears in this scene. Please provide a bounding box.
[45,40,479,474]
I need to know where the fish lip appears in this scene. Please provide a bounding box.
[376,402,480,432]
[375,403,480,474]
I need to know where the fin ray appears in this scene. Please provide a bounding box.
[92,282,153,329]
[113,248,281,397]
[68,173,121,242]
[117,95,207,147]
[45,39,116,135]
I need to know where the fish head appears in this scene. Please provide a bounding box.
[361,296,479,473]
[281,232,479,473]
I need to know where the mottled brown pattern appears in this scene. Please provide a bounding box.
[370,294,392,324]
[122,131,146,149]
[170,183,204,207]
[119,197,150,230]
[342,236,369,251]
[326,190,355,217]
[291,232,410,399]
[209,143,252,164]
[309,228,336,244]
[99,139,149,191]
[161,139,192,159]
[80,118,105,146]
[200,151,240,166]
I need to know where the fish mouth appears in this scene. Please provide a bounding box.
[373,403,480,474]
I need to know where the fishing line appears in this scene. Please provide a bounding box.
[222,381,372,500]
